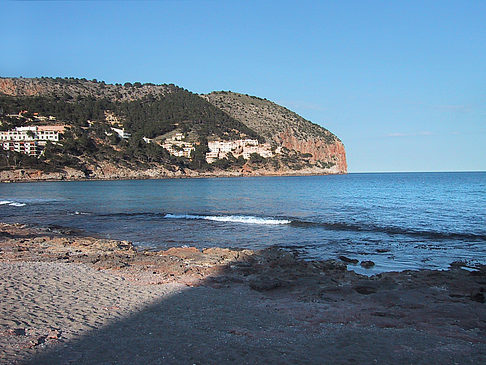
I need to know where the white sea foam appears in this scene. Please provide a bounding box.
[164,213,290,225]
[67,211,91,216]
[0,201,12,205]
[9,202,26,207]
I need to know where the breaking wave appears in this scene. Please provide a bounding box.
[0,200,27,207]
[68,211,91,216]
[164,214,291,225]
[9,202,26,207]
[80,211,486,240]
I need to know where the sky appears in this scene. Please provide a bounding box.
[1,0,485,172]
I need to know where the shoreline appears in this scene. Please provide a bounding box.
[1,222,485,363]
[0,167,346,184]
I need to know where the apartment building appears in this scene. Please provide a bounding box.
[206,139,275,163]
[0,125,65,156]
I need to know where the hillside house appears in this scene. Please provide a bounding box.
[161,133,195,158]
[1,141,38,156]
[205,138,276,163]
[0,125,66,156]
[111,127,131,139]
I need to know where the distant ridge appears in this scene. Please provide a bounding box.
[0,77,174,102]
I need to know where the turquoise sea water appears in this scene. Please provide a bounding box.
[0,172,485,273]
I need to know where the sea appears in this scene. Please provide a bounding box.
[0,172,485,274]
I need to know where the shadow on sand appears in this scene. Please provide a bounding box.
[22,246,486,365]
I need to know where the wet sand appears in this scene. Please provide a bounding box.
[1,222,485,364]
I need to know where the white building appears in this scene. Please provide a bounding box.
[2,141,38,156]
[0,126,63,143]
[111,128,131,139]
[208,141,238,153]
[161,133,195,159]
[0,125,65,156]
[206,138,276,163]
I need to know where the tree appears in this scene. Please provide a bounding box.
[249,153,265,164]
[212,158,231,169]
[189,142,209,171]
[26,130,35,139]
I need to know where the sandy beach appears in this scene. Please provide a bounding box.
[1,222,485,364]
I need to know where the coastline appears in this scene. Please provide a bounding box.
[0,166,346,184]
[1,222,485,363]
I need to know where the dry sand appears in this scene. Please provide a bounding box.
[1,223,485,364]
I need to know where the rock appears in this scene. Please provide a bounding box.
[360,260,375,268]
[47,329,61,339]
[339,256,359,264]
[376,249,390,253]
[230,262,254,275]
[320,260,347,271]
[257,247,298,267]
[162,247,201,260]
[470,289,485,303]
[354,285,377,295]
[276,130,347,173]
[117,240,134,251]
[202,247,242,262]
[29,335,47,348]
[249,276,282,291]
[450,260,471,270]
[7,328,25,336]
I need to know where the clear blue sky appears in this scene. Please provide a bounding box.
[1,0,485,172]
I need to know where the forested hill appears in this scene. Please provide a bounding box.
[0,77,346,181]
[0,77,258,140]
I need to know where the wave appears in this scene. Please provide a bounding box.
[9,202,26,207]
[0,197,61,207]
[95,212,291,225]
[82,211,486,240]
[0,200,27,207]
[68,211,91,216]
[164,214,291,225]
[289,220,486,241]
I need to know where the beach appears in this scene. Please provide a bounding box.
[1,222,485,364]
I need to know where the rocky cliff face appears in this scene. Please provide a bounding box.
[277,130,347,173]
[202,92,347,174]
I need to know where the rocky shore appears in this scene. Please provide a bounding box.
[0,164,344,183]
[1,222,485,364]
